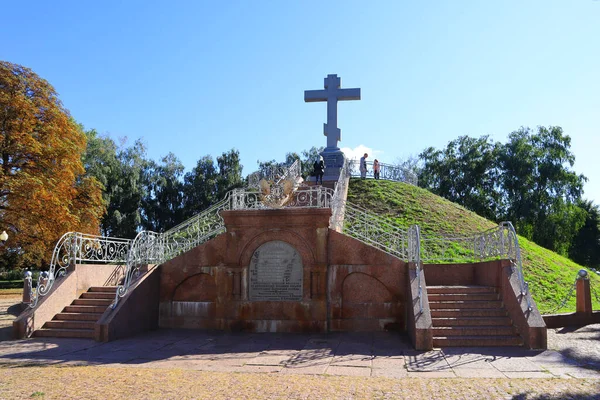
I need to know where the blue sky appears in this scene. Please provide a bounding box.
[2,1,599,202]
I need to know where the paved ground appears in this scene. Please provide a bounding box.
[0,324,598,379]
[1,296,600,399]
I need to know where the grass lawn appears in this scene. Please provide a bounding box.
[348,178,600,314]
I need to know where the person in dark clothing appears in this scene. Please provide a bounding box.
[313,157,325,185]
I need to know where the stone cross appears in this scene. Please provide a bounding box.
[304,74,361,150]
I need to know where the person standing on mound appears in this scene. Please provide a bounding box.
[359,153,368,179]
[313,156,325,185]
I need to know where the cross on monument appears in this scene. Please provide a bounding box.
[304,74,361,151]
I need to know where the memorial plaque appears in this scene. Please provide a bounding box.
[249,241,303,301]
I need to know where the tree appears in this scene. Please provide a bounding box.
[419,135,502,220]
[569,200,600,269]
[216,149,243,200]
[499,126,586,254]
[0,61,104,269]
[142,153,185,232]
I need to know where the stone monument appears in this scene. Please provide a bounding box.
[305,74,361,182]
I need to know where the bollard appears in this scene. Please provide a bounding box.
[22,271,32,304]
[575,269,593,316]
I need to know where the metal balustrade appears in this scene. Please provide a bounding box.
[29,233,131,308]
[348,160,418,186]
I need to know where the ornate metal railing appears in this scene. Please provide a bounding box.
[341,202,410,260]
[420,221,531,310]
[29,233,131,308]
[248,159,302,189]
[112,196,231,308]
[348,160,418,186]
[408,225,424,313]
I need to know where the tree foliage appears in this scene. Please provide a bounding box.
[419,136,502,220]
[418,127,588,258]
[0,61,104,268]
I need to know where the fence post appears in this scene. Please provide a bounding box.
[576,269,593,316]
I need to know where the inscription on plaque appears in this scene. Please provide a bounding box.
[249,241,303,301]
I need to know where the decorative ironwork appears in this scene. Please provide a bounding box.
[348,160,418,186]
[341,202,410,260]
[112,197,231,308]
[29,233,131,308]
[248,160,302,189]
[408,224,424,314]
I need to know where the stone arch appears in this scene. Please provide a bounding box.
[172,273,217,302]
[238,229,315,268]
[341,272,395,319]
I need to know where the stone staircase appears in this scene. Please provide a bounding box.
[428,285,523,347]
[33,286,116,339]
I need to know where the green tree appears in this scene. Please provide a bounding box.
[0,61,104,269]
[569,200,600,269]
[142,153,185,232]
[499,126,586,254]
[419,135,502,220]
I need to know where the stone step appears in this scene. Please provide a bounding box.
[33,328,94,339]
[432,326,517,336]
[64,305,108,313]
[430,309,508,318]
[427,293,499,301]
[89,286,118,293]
[427,285,497,294]
[54,312,103,321]
[81,292,115,300]
[72,298,113,306]
[428,300,503,309]
[432,317,513,327]
[433,335,524,347]
[44,320,95,330]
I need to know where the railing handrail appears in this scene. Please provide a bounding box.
[29,232,132,308]
[347,160,418,186]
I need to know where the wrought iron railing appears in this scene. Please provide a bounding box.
[248,159,302,189]
[29,233,131,308]
[420,221,531,310]
[348,160,418,186]
[408,225,424,313]
[112,196,231,308]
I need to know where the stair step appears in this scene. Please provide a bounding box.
[54,312,103,321]
[81,292,115,300]
[433,335,524,347]
[64,305,109,313]
[44,320,95,330]
[427,293,499,301]
[33,328,94,339]
[429,300,503,309]
[72,298,113,306]
[432,317,513,326]
[427,286,497,294]
[432,326,517,336]
[431,309,508,317]
[89,286,118,293]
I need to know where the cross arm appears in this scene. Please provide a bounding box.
[304,90,327,102]
[338,88,361,101]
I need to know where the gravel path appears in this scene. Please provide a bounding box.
[547,324,600,368]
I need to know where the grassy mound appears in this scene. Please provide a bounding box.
[347,178,600,314]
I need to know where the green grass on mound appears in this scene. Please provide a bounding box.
[347,178,600,314]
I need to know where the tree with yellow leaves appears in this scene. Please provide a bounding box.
[0,61,105,269]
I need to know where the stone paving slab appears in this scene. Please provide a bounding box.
[0,328,599,380]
